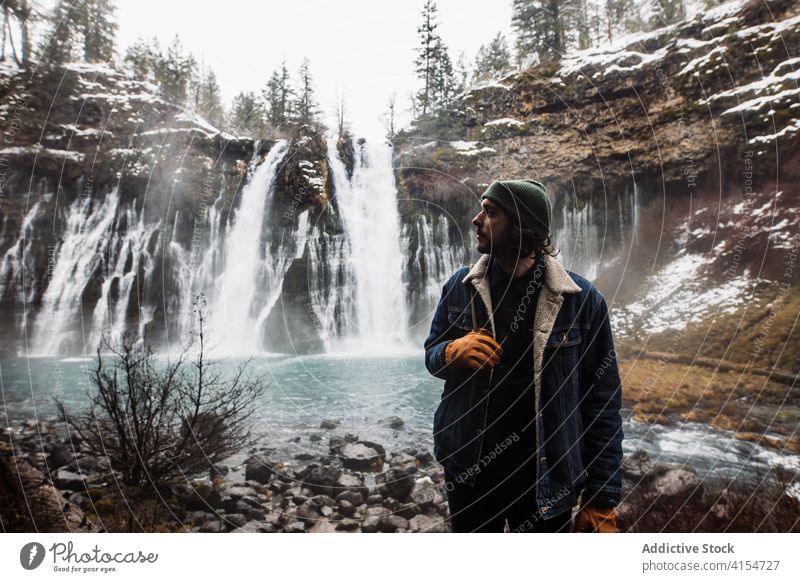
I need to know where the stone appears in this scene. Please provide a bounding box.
[335,472,369,499]
[336,518,360,531]
[244,455,275,484]
[304,465,342,496]
[375,468,415,501]
[54,469,87,491]
[224,513,248,529]
[410,476,440,509]
[340,443,383,472]
[361,516,381,533]
[335,489,364,507]
[652,468,702,498]
[379,514,409,532]
[47,445,74,469]
[378,415,405,429]
[319,419,341,429]
[409,513,449,533]
[621,449,653,480]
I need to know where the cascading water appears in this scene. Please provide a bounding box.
[31,189,129,355]
[312,137,409,353]
[402,213,463,340]
[553,181,639,281]
[209,140,297,356]
[0,202,42,335]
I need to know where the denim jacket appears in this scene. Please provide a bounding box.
[424,253,624,517]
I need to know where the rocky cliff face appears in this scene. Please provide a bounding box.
[394,0,800,371]
[0,60,343,356]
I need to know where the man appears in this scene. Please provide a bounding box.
[423,179,624,533]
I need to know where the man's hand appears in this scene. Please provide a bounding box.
[444,329,503,370]
[573,501,617,533]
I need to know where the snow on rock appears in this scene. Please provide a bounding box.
[0,145,85,162]
[613,253,752,336]
[484,118,525,127]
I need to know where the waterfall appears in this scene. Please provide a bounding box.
[313,137,409,353]
[402,213,462,339]
[30,190,161,356]
[167,188,226,350]
[209,140,294,356]
[0,202,42,335]
[85,203,160,353]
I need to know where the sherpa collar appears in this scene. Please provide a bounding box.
[462,253,581,294]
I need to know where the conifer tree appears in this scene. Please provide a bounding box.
[473,32,512,83]
[262,60,293,128]
[291,57,320,129]
[228,91,265,137]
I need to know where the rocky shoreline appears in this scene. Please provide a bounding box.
[0,415,772,533]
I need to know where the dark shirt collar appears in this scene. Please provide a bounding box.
[489,254,545,292]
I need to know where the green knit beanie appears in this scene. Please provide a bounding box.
[480,179,551,237]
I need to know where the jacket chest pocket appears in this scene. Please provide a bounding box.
[544,326,582,384]
[447,306,474,332]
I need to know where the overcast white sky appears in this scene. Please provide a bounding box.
[113,0,513,139]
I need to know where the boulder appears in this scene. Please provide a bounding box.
[378,416,405,429]
[652,468,702,497]
[244,455,275,484]
[339,443,383,472]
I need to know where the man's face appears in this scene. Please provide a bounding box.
[472,198,516,255]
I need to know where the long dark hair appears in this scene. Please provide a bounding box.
[510,223,560,258]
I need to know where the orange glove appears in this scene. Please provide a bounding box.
[573,501,617,533]
[444,329,503,370]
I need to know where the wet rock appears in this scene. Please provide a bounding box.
[320,419,341,429]
[47,445,74,469]
[410,476,441,509]
[335,489,364,507]
[244,455,275,484]
[379,514,409,532]
[335,472,369,499]
[378,415,405,429]
[303,464,342,496]
[652,467,702,497]
[375,468,415,501]
[339,443,383,472]
[409,513,449,533]
[361,516,381,533]
[54,469,87,491]
[622,449,653,480]
[224,513,248,529]
[336,518,360,531]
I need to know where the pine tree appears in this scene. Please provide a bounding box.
[123,35,161,83]
[291,57,320,129]
[227,91,265,137]
[413,0,441,116]
[649,0,686,28]
[473,32,512,83]
[197,68,225,128]
[36,0,80,67]
[262,60,293,128]
[80,0,117,63]
[453,50,471,96]
[512,0,556,65]
[430,38,455,109]
[602,0,643,42]
[158,34,197,105]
